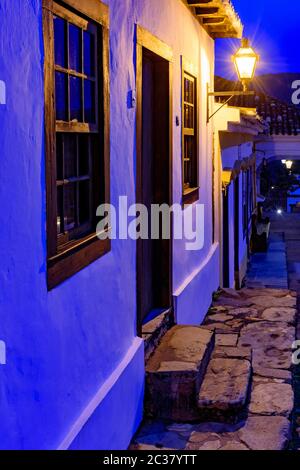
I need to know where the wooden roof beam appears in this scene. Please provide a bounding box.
[203,17,226,25]
[195,7,220,16]
[185,0,243,39]
[187,0,216,5]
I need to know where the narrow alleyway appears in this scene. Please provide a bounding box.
[131,214,300,451]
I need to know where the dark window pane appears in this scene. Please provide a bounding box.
[64,134,77,178]
[54,16,67,67]
[84,80,95,123]
[184,77,194,104]
[57,186,63,234]
[64,183,76,231]
[70,76,83,121]
[55,72,68,121]
[56,133,64,180]
[184,104,194,129]
[184,136,194,187]
[79,180,91,224]
[84,31,95,76]
[69,24,82,72]
[78,134,90,176]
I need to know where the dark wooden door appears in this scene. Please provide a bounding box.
[223,190,230,288]
[137,48,172,331]
[234,177,240,289]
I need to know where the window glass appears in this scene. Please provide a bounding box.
[69,24,82,72]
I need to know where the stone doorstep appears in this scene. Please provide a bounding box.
[145,326,215,421]
[142,309,173,363]
[197,358,252,424]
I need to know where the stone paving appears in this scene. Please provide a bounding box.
[130,212,300,451]
[246,232,288,289]
[131,287,297,450]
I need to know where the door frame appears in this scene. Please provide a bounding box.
[135,25,173,335]
[222,189,230,288]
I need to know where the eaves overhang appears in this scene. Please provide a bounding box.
[222,154,256,185]
[184,0,243,39]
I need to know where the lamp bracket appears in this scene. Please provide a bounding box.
[207,86,255,123]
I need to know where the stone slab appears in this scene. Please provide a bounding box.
[145,326,214,421]
[238,321,295,353]
[240,288,295,298]
[238,416,291,450]
[250,295,296,309]
[215,334,238,347]
[261,307,296,324]
[147,326,214,371]
[207,313,234,322]
[249,382,294,417]
[213,346,252,361]
[254,367,292,383]
[198,358,251,423]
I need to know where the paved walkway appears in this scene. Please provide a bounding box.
[132,287,296,450]
[131,213,300,451]
[267,213,300,450]
[246,233,288,289]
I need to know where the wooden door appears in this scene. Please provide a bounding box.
[223,190,230,288]
[136,47,172,332]
[234,177,240,289]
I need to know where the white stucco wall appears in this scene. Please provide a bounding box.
[220,142,254,288]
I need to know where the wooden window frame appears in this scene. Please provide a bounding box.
[242,169,249,238]
[43,0,110,290]
[181,57,199,205]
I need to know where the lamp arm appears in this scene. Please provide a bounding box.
[207,88,255,123]
[207,94,235,122]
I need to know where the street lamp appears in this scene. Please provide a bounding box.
[285,160,293,170]
[233,38,259,92]
[207,38,259,122]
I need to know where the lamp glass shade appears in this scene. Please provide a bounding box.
[285,160,293,170]
[233,39,259,81]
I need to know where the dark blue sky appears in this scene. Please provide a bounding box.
[215,0,300,78]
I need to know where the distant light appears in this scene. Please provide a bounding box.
[277,209,283,215]
[271,186,275,190]
[281,160,287,164]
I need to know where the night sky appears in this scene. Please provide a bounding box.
[215,0,300,79]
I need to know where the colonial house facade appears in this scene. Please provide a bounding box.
[0,0,263,450]
[213,104,264,288]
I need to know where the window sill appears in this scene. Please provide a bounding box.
[47,234,111,290]
[182,187,199,206]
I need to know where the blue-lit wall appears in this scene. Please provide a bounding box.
[0,0,217,449]
[0,0,144,450]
